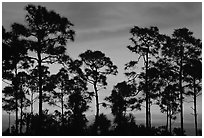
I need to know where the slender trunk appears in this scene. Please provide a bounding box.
[193,77,198,136]
[14,67,18,134]
[179,46,184,135]
[15,96,18,134]
[25,114,29,134]
[94,82,99,134]
[145,51,149,129]
[29,92,33,134]
[148,99,151,128]
[169,98,172,134]
[179,81,184,135]
[169,111,172,134]
[20,95,23,134]
[169,91,172,134]
[166,105,169,132]
[31,92,33,115]
[61,90,64,128]
[37,47,43,135]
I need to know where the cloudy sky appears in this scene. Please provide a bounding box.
[2,2,202,127]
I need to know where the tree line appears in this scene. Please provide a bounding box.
[2,4,202,136]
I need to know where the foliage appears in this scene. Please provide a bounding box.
[79,50,117,133]
[79,50,118,86]
[106,81,141,117]
[2,4,202,136]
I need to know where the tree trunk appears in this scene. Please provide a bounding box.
[31,92,33,115]
[148,99,151,128]
[193,77,198,136]
[20,96,23,134]
[61,90,64,128]
[145,51,149,129]
[29,92,33,134]
[179,45,184,135]
[37,49,43,135]
[166,106,169,132]
[169,112,172,134]
[14,67,18,134]
[25,114,29,134]
[15,92,18,134]
[94,82,99,134]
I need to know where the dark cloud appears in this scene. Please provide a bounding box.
[73,2,201,42]
[3,2,201,41]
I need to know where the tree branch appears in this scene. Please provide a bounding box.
[196,93,202,97]
[42,55,57,61]
[182,83,192,88]
[49,101,62,109]
[24,56,38,62]
[87,78,95,84]
[2,79,13,86]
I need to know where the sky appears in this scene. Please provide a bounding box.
[2,2,202,130]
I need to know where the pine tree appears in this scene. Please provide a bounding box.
[79,50,117,134]
[11,5,75,134]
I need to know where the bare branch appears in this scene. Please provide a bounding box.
[24,56,38,61]
[42,55,57,61]
[2,79,13,86]
[49,101,62,109]
[196,92,202,97]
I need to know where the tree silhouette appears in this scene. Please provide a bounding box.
[153,58,179,133]
[28,110,60,135]
[112,113,138,135]
[2,5,202,135]
[126,26,165,128]
[79,50,117,134]
[2,72,31,135]
[2,25,30,134]
[92,114,111,135]
[159,84,179,134]
[15,72,30,134]
[105,81,141,132]
[66,75,90,135]
[11,4,75,133]
[105,81,142,134]
[162,28,202,135]
[136,66,162,128]
[22,112,34,134]
[183,59,202,136]
[48,68,71,128]
[68,87,89,135]
[2,86,17,133]
[173,127,186,136]
[26,68,40,115]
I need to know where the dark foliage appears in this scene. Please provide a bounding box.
[2,4,201,136]
[79,50,118,134]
